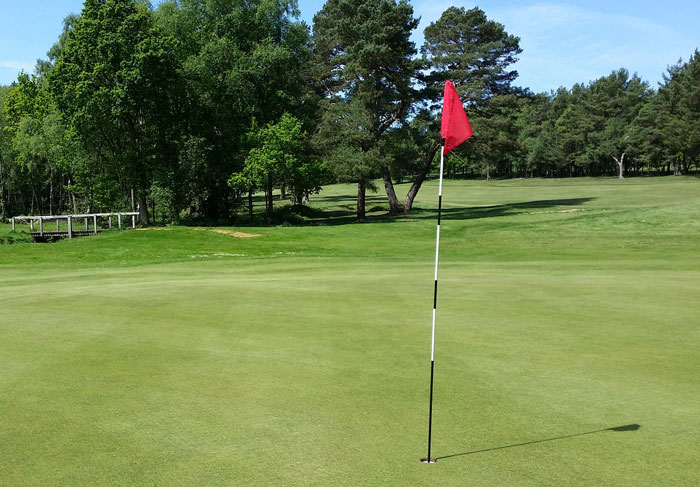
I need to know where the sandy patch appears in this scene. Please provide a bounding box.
[526,208,588,215]
[211,229,262,238]
[190,253,247,258]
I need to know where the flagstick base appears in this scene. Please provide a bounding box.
[420,458,437,464]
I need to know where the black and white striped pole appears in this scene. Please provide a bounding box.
[422,139,446,464]
[420,80,472,464]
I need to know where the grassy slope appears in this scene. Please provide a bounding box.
[1,177,699,485]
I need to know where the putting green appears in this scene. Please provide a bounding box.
[1,177,699,485]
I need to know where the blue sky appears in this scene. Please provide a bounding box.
[1,0,698,92]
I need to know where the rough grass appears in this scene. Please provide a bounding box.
[1,176,699,485]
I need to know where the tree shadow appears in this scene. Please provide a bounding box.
[409,197,596,222]
[234,196,596,227]
[292,197,596,226]
[313,194,388,204]
[436,424,641,461]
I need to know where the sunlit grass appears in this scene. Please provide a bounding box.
[1,176,699,485]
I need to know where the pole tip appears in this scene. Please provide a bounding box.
[420,458,437,464]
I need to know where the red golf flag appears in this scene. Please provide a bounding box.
[441,81,473,155]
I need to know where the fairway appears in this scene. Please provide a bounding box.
[1,177,699,485]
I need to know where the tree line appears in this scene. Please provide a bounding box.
[1,0,698,223]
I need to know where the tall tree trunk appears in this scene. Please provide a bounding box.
[613,153,625,179]
[357,181,366,220]
[381,166,401,215]
[266,173,273,215]
[57,176,63,215]
[0,157,3,218]
[673,158,681,176]
[403,142,440,213]
[292,188,305,206]
[138,193,149,226]
[49,169,54,215]
[69,178,78,213]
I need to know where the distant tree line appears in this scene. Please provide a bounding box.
[1,0,698,223]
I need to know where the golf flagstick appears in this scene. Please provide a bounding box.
[422,81,472,464]
[422,141,445,464]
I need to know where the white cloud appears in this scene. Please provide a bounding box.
[412,0,475,23]
[487,2,692,91]
[495,3,677,40]
[0,60,34,71]
[0,61,35,84]
[408,1,695,92]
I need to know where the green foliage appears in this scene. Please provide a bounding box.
[654,50,700,174]
[314,100,382,184]
[404,6,523,186]
[0,74,75,215]
[48,0,183,220]
[516,68,685,178]
[422,7,522,106]
[313,0,419,215]
[468,94,524,179]
[2,74,50,140]
[516,93,561,176]
[153,0,313,220]
[231,113,326,215]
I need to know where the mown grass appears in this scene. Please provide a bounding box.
[1,176,699,485]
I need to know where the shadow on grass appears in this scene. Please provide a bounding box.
[436,424,641,461]
[291,197,597,227]
[409,197,596,222]
[227,196,596,227]
[314,194,389,204]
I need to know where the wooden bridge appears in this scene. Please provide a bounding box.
[11,212,139,241]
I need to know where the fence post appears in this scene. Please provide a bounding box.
[11,217,15,231]
[68,216,73,239]
[30,219,35,231]
[132,214,136,228]
[39,217,44,236]
[118,214,122,228]
[108,215,112,229]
